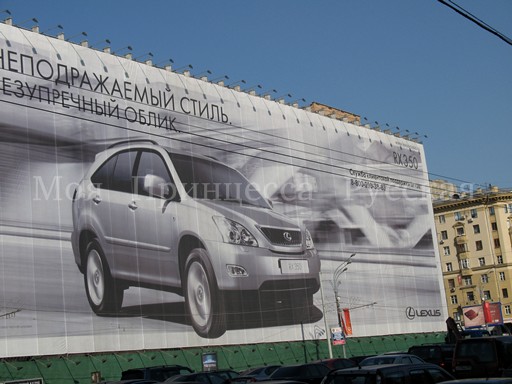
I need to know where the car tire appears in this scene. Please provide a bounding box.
[84,239,124,315]
[184,248,226,338]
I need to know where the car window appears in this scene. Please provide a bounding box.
[111,150,138,193]
[409,356,424,364]
[426,367,453,383]
[91,155,117,190]
[317,364,331,375]
[408,369,430,384]
[135,150,174,198]
[330,374,376,384]
[305,364,323,377]
[207,373,228,384]
[457,340,496,363]
[169,153,268,208]
[385,371,406,384]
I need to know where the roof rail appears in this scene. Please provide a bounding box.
[107,139,159,149]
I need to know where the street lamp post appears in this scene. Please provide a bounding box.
[319,275,333,359]
[332,253,356,358]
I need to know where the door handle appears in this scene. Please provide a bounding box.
[128,201,138,210]
[92,195,102,204]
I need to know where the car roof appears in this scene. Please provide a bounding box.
[99,140,214,162]
[331,363,441,374]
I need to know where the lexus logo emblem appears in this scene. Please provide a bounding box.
[406,306,442,320]
[283,232,292,242]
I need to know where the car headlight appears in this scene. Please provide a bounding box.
[305,229,315,250]
[213,216,258,247]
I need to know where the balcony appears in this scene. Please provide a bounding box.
[457,251,470,259]
[455,235,467,245]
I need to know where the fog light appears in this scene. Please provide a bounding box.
[227,264,248,277]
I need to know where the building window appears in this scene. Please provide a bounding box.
[481,274,489,283]
[503,288,509,299]
[454,312,462,321]
[478,257,486,266]
[475,240,483,251]
[494,238,501,248]
[497,255,504,264]
[451,295,458,304]
[457,243,468,254]
[463,276,472,286]
[506,204,512,214]
[471,209,478,218]
[499,271,506,281]
[446,262,453,272]
[439,215,446,223]
[448,279,455,289]
[443,246,451,256]
[461,259,470,269]
[489,206,495,216]
[491,222,498,231]
[441,230,448,240]
[506,305,511,316]
[467,291,475,302]
[482,290,491,300]
[455,211,465,221]
[456,226,465,236]
[473,224,480,234]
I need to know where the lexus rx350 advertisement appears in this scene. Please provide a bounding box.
[0,23,447,357]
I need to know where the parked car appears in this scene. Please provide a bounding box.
[100,381,159,384]
[269,363,331,384]
[165,371,234,384]
[71,140,321,338]
[211,370,240,381]
[408,343,455,372]
[452,336,512,379]
[120,365,193,382]
[238,365,282,380]
[348,354,376,364]
[312,358,357,371]
[321,363,455,384]
[440,379,512,384]
[359,353,425,366]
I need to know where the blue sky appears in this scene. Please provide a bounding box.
[2,0,511,190]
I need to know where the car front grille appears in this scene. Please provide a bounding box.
[259,227,302,246]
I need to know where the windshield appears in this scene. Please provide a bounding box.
[170,153,269,208]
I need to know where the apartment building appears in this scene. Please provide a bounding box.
[433,185,512,325]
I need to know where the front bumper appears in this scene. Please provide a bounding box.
[204,240,321,293]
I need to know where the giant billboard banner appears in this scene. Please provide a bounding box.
[0,23,447,357]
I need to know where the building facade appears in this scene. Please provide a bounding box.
[433,185,512,326]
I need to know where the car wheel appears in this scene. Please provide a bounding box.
[184,248,226,338]
[84,239,124,315]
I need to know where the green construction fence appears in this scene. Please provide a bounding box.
[0,331,446,384]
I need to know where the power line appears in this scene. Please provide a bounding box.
[437,0,512,46]
[0,73,494,196]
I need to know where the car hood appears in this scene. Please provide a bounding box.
[196,199,301,229]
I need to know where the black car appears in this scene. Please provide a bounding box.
[240,365,282,380]
[165,371,236,384]
[359,353,425,366]
[233,365,282,382]
[452,336,512,379]
[408,343,455,372]
[121,365,194,382]
[312,358,357,371]
[321,363,455,384]
[269,363,330,384]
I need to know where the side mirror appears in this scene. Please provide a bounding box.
[144,174,170,199]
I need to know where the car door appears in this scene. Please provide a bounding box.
[89,149,138,276]
[131,149,180,287]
